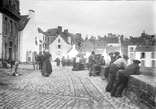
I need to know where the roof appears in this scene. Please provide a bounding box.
[107,37,119,43]
[45,28,58,36]
[106,46,121,54]
[135,46,156,52]
[49,32,72,45]
[19,15,30,31]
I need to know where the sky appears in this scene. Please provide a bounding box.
[20,0,156,38]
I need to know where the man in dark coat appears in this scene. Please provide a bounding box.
[111,59,141,97]
[38,52,44,71]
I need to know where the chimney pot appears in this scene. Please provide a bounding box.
[58,26,62,34]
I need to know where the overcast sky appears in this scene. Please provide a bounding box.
[20,0,156,38]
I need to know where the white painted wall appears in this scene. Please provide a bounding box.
[0,13,2,59]
[49,35,71,60]
[128,45,137,64]
[135,51,156,67]
[19,10,39,62]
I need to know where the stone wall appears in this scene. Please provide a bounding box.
[100,66,156,109]
[125,75,155,109]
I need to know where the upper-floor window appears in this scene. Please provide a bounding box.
[152,60,155,67]
[141,52,145,59]
[4,17,7,35]
[58,45,61,49]
[151,52,155,59]
[130,47,134,52]
[58,39,60,43]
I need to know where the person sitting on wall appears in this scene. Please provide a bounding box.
[111,59,142,97]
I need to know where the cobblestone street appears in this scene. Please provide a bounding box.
[0,64,140,109]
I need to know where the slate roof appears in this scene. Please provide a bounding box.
[45,28,58,36]
[46,28,84,45]
[135,46,156,52]
[19,15,30,31]
[48,32,72,45]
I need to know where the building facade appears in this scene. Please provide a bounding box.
[135,46,156,68]
[0,0,20,61]
[18,10,40,63]
[48,27,72,60]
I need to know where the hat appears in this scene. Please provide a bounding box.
[133,59,141,64]
[114,52,120,55]
[123,55,129,59]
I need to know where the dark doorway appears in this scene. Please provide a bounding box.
[9,41,13,60]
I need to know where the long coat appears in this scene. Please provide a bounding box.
[42,53,52,76]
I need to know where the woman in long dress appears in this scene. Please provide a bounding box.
[42,50,52,77]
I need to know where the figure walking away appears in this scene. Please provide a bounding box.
[42,50,52,77]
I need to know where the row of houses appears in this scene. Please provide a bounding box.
[0,0,46,63]
[0,0,155,68]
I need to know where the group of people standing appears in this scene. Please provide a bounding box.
[33,50,52,77]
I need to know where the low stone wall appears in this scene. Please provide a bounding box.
[125,75,156,109]
[100,66,156,109]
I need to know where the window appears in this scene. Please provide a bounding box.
[140,52,145,59]
[58,45,61,49]
[58,39,60,43]
[152,60,155,67]
[4,17,7,35]
[151,52,155,59]
[130,47,133,52]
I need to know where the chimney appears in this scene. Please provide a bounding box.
[64,29,68,35]
[58,26,62,34]
[28,9,35,19]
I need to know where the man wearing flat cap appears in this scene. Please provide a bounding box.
[111,59,141,97]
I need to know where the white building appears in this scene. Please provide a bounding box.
[49,29,72,60]
[135,46,156,67]
[128,45,137,64]
[18,10,40,63]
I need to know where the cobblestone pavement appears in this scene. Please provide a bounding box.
[0,65,140,109]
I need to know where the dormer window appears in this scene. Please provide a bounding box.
[58,39,60,43]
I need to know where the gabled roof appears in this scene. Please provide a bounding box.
[49,32,72,45]
[135,46,156,52]
[19,15,30,31]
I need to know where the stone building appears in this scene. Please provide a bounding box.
[0,0,20,61]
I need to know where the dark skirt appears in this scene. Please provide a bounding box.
[42,59,52,77]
